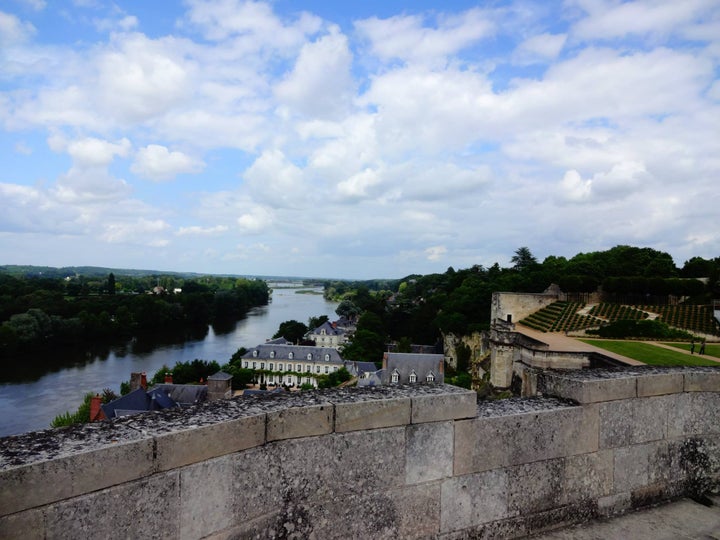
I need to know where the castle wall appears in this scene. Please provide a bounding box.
[1,368,719,539]
[491,292,559,324]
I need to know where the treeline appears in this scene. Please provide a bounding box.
[334,246,720,364]
[0,273,269,355]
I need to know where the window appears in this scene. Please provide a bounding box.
[269,350,275,358]
[306,365,311,373]
[243,361,248,368]
[409,372,417,383]
[260,362,265,369]
[278,363,283,371]
[333,366,338,372]
[252,350,258,357]
[252,361,256,369]
[426,372,435,382]
[316,366,321,373]
[269,363,274,371]
[307,353,312,360]
[324,354,330,361]
[391,370,399,384]
[324,366,329,374]
[296,364,301,371]
[288,352,294,359]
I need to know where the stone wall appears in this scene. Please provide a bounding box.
[491,292,559,324]
[1,368,719,539]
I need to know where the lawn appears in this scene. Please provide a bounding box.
[580,340,719,367]
[660,342,720,359]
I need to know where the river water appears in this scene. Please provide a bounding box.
[0,284,338,437]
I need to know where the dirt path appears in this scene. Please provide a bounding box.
[642,341,720,364]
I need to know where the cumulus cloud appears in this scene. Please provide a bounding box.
[132,145,204,181]
[0,11,35,47]
[100,218,171,246]
[176,225,229,236]
[513,33,566,64]
[237,205,274,233]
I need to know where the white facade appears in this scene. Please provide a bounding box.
[241,344,343,388]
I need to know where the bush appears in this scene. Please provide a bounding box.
[588,319,693,340]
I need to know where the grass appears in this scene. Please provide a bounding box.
[660,342,720,359]
[580,339,719,367]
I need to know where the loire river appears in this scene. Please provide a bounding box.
[0,284,338,437]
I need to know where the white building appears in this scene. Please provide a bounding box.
[240,344,344,388]
[307,321,348,348]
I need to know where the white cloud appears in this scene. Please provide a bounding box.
[337,167,382,200]
[513,33,566,64]
[100,218,171,246]
[274,28,354,119]
[425,245,447,261]
[176,225,229,236]
[237,205,274,233]
[355,8,494,65]
[0,11,35,47]
[132,144,204,181]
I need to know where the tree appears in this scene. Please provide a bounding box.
[307,315,329,331]
[511,247,538,271]
[107,273,116,295]
[336,298,361,320]
[273,320,308,344]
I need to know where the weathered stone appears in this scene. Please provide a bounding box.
[562,451,613,504]
[0,437,155,515]
[411,389,477,424]
[507,459,564,514]
[637,372,683,397]
[0,507,44,540]
[440,469,509,533]
[667,392,720,438]
[540,372,637,403]
[334,397,411,432]
[266,403,333,442]
[454,403,598,476]
[406,421,453,485]
[44,471,180,539]
[155,413,265,471]
[613,440,674,493]
[684,370,720,392]
[599,395,673,448]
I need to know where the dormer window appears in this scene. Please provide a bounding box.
[288,352,294,360]
[270,350,275,358]
[321,329,326,335]
[324,354,330,361]
[307,353,312,360]
[426,372,435,382]
[252,350,258,358]
[409,371,417,383]
[391,370,399,384]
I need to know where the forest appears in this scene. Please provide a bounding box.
[0,270,269,356]
[328,246,720,365]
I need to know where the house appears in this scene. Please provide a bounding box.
[240,344,345,388]
[357,352,444,387]
[306,321,348,348]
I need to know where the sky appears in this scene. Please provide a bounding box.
[1,0,719,280]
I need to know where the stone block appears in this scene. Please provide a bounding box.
[541,373,637,403]
[155,413,265,471]
[411,390,477,424]
[597,492,631,517]
[599,395,672,448]
[230,445,284,524]
[0,437,155,515]
[266,403,333,442]
[406,421,453,485]
[0,507,44,540]
[562,450,613,504]
[334,396,411,433]
[637,372,683,397]
[271,427,406,504]
[684,370,720,392]
[454,405,598,476]
[44,471,180,539]
[667,392,720,438]
[507,459,564,514]
[440,469,509,533]
[613,440,673,493]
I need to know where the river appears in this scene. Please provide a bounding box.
[0,284,338,437]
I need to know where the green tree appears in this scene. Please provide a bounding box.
[273,320,308,343]
[336,299,361,320]
[511,247,538,271]
[107,273,116,295]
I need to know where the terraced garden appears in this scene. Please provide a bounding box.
[519,302,720,336]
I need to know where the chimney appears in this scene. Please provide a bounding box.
[382,352,388,371]
[140,372,147,390]
[439,359,444,375]
[164,373,173,384]
[90,394,106,422]
[130,372,142,391]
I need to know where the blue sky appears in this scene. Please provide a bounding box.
[1,0,719,279]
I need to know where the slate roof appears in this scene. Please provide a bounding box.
[208,371,232,381]
[345,361,378,377]
[153,384,208,406]
[100,388,177,419]
[382,352,445,385]
[309,321,345,337]
[242,344,344,364]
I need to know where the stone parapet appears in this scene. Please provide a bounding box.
[1,369,719,539]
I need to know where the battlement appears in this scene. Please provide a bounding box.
[1,368,719,538]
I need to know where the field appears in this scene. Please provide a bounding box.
[580,339,719,367]
[660,342,720,359]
